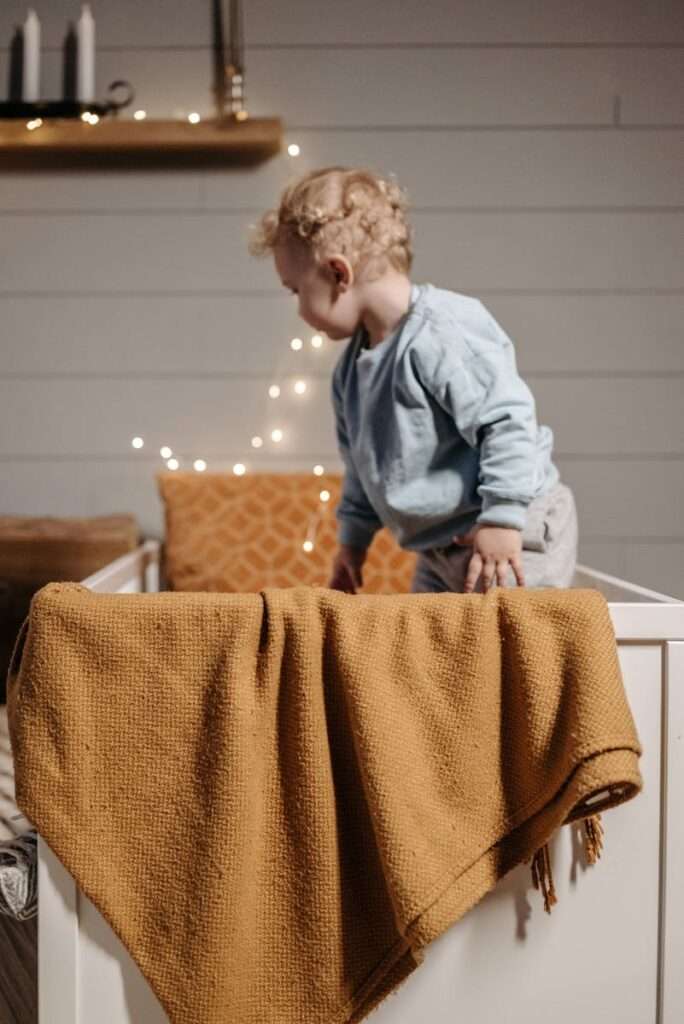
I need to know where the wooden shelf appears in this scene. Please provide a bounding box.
[0,116,283,169]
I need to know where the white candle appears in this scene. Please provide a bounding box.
[22,9,41,102]
[77,4,96,103]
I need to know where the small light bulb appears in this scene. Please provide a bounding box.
[26,118,42,131]
[233,462,246,475]
[89,113,100,125]
[268,384,280,399]
[134,109,147,121]
[290,337,303,351]
[188,112,201,124]
[271,429,283,443]
[311,335,323,348]
[80,111,91,122]
[167,457,179,470]
[288,143,300,157]
[193,458,207,472]
[160,446,172,459]
[294,379,307,395]
[251,436,263,448]
[313,464,324,476]
[302,540,314,553]
[131,436,144,449]
[319,490,330,502]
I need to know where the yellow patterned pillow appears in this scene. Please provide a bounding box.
[156,472,416,594]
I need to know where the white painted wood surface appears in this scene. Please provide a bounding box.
[1,0,683,48]
[662,642,684,1024]
[1,45,683,126]
[1,373,683,457]
[2,291,683,373]
[36,840,78,1024]
[26,546,683,1023]
[0,0,682,597]
[2,212,683,294]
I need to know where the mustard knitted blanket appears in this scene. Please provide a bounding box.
[7,582,642,1024]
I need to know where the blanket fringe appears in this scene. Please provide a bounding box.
[530,842,557,914]
[529,813,604,914]
[583,812,604,864]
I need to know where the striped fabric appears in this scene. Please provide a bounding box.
[0,830,38,921]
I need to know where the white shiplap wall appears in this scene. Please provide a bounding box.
[0,1,683,596]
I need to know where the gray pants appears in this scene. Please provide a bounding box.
[410,481,579,594]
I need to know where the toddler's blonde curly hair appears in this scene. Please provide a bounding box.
[247,165,414,283]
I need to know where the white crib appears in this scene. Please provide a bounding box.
[25,541,684,1023]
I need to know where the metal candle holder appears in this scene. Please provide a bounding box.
[213,0,247,122]
[0,79,135,120]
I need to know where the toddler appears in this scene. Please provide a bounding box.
[248,166,578,595]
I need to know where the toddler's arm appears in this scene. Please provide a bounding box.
[327,544,368,593]
[413,312,541,532]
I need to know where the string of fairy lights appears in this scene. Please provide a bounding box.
[21,10,331,553]
[129,333,325,477]
[127,138,335,553]
[24,110,300,134]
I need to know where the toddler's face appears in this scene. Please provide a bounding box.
[274,242,360,342]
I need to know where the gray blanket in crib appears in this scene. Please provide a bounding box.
[0,830,38,921]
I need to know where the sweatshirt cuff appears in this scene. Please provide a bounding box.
[337,518,380,549]
[476,499,528,532]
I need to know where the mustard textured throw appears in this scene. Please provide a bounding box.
[7,582,642,1024]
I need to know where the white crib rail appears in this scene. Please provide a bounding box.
[80,538,161,595]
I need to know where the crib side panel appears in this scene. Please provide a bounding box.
[79,539,161,595]
[37,837,77,1024]
[37,542,161,1022]
[662,642,684,1024]
[78,893,170,1023]
[370,641,663,1024]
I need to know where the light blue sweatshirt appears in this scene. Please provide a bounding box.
[331,281,560,551]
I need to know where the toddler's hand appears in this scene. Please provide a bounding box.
[328,544,368,594]
[452,525,525,592]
